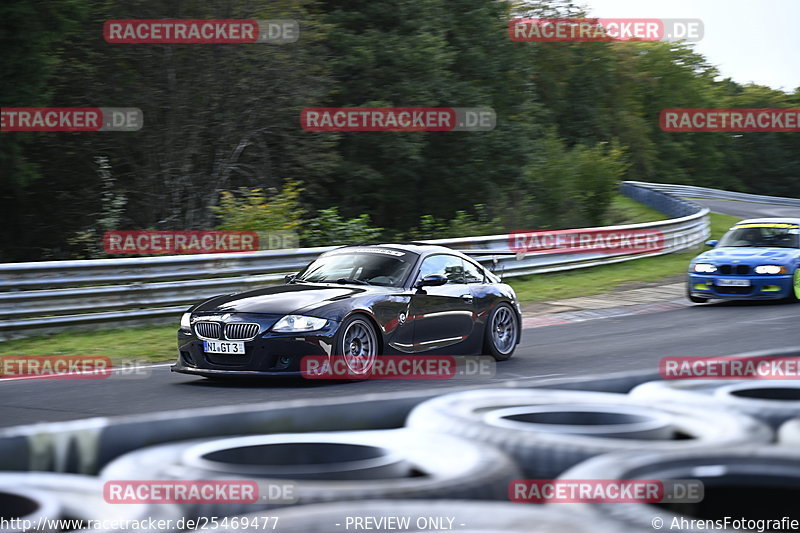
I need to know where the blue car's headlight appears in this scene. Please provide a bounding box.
[693,263,717,273]
[754,265,788,274]
[272,315,328,333]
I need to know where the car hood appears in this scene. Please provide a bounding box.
[193,283,393,316]
[694,247,799,265]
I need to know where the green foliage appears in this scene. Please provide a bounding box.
[309,0,540,234]
[301,208,383,247]
[212,180,304,232]
[67,156,128,259]
[405,205,504,240]
[2,0,798,261]
[572,142,631,226]
[524,135,630,228]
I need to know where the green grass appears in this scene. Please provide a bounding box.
[508,211,741,303]
[0,206,741,364]
[0,326,178,363]
[604,194,668,225]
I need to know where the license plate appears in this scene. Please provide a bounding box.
[716,279,750,287]
[203,340,245,354]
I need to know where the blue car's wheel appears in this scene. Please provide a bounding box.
[686,283,708,304]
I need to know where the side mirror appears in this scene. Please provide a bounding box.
[284,273,298,284]
[705,240,718,248]
[414,274,448,288]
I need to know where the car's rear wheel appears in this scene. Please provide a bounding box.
[686,283,709,303]
[484,303,518,361]
[336,315,379,376]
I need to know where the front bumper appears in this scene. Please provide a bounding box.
[170,366,307,378]
[172,318,339,378]
[688,273,793,300]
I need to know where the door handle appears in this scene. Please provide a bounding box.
[460,294,474,302]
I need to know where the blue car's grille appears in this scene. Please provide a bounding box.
[719,264,750,275]
[224,323,260,341]
[194,322,221,339]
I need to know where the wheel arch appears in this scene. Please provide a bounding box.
[339,309,385,354]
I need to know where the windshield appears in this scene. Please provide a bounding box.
[717,224,799,248]
[295,248,418,287]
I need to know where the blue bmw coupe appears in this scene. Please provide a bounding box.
[687,218,800,303]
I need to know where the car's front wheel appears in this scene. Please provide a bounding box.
[335,314,379,376]
[686,283,709,304]
[484,303,518,361]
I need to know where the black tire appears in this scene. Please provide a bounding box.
[405,389,772,478]
[686,283,708,303]
[99,429,522,518]
[333,314,380,378]
[631,379,800,429]
[784,268,800,302]
[558,446,800,532]
[483,303,519,361]
[212,500,620,533]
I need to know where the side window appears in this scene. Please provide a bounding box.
[417,255,465,284]
[462,259,485,284]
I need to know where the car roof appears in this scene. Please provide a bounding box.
[733,218,800,226]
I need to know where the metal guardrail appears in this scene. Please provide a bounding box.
[626,181,800,207]
[0,182,713,339]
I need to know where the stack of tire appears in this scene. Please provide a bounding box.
[404,388,773,477]
[89,382,798,532]
[98,429,521,519]
[629,379,800,429]
[397,383,799,533]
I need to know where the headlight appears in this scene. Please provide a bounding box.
[272,315,327,333]
[693,263,717,273]
[754,265,788,274]
[180,312,192,330]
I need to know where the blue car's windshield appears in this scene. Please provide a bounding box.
[296,248,418,287]
[718,224,799,248]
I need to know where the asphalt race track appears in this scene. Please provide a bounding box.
[692,198,800,220]
[1,199,798,428]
